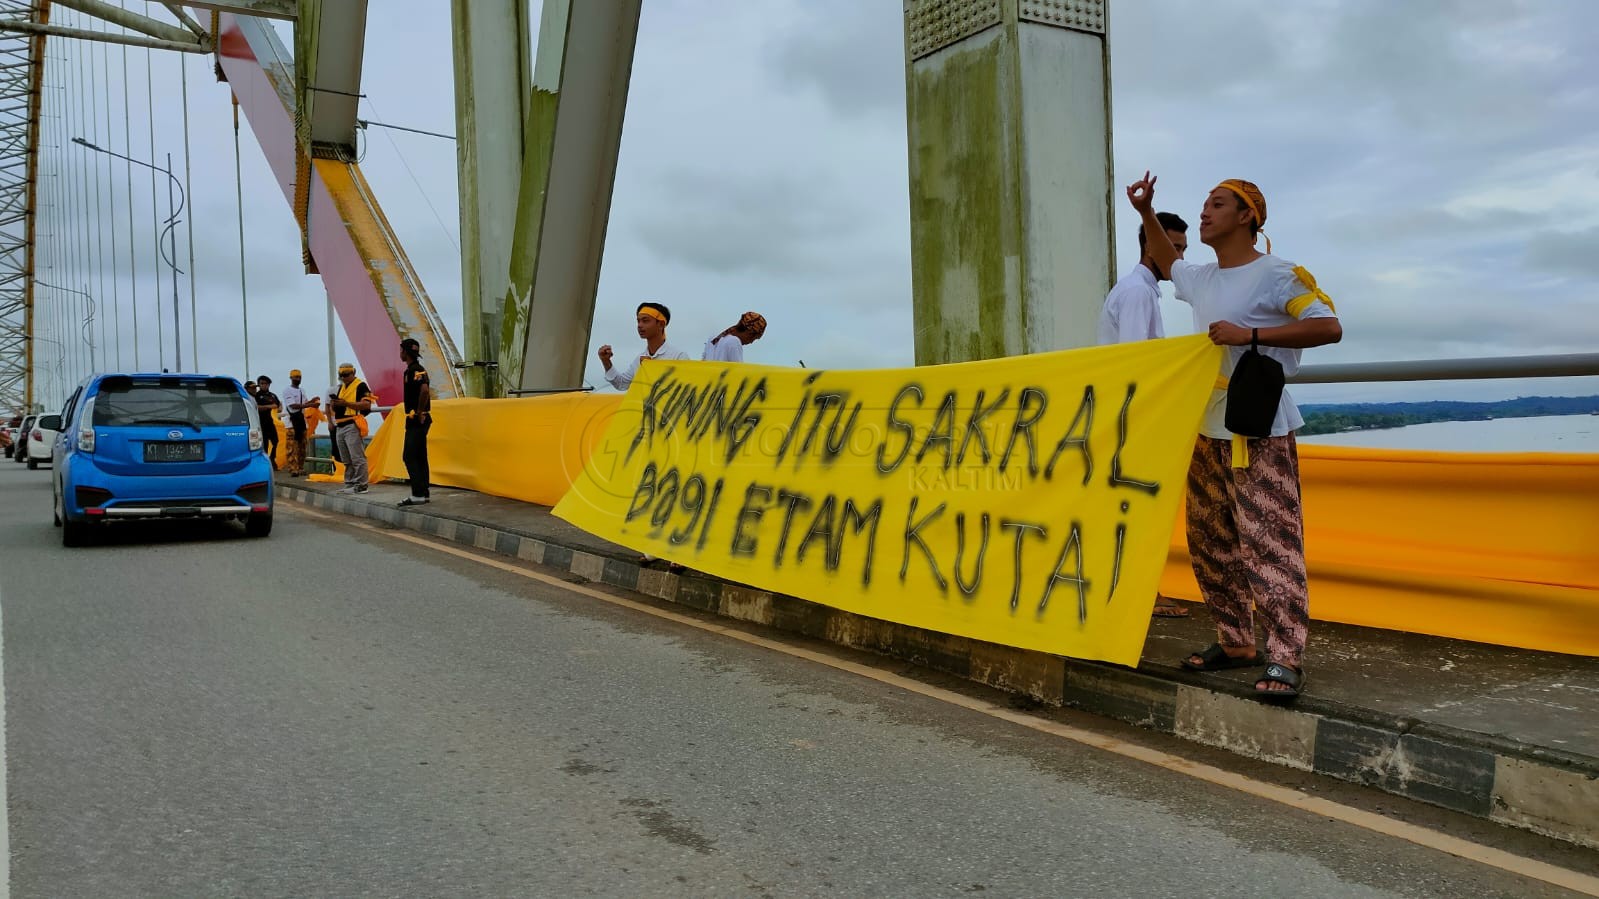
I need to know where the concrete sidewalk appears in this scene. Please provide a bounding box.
[276,474,1599,850]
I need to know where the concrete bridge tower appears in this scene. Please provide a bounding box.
[903,0,1115,364]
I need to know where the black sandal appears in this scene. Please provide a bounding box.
[1254,663,1304,700]
[637,554,686,574]
[1181,643,1263,672]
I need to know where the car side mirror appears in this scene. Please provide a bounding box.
[37,415,61,431]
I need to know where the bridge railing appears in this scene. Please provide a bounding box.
[1292,352,1599,384]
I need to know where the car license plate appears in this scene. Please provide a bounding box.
[143,440,204,463]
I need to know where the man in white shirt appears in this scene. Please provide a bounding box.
[599,301,692,391]
[1128,172,1341,702]
[280,368,310,476]
[1098,212,1190,618]
[703,311,768,362]
[1097,212,1187,346]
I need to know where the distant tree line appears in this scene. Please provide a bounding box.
[1298,395,1599,435]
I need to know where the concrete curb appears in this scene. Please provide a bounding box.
[283,486,1599,850]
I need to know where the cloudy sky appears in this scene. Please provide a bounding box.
[30,0,1599,413]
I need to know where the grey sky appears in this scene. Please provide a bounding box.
[29,1,1599,413]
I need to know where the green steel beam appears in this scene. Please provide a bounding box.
[450,0,529,397]
[499,0,641,393]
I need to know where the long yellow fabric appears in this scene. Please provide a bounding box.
[367,356,1599,658]
[335,377,369,426]
[1211,375,1249,469]
[370,391,626,506]
[1160,445,1599,656]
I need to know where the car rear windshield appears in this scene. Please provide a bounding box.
[92,377,250,428]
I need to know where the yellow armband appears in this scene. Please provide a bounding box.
[1285,265,1337,319]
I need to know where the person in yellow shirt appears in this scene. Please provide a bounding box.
[328,363,373,493]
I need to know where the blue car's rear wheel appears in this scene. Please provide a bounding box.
[245,511,272,538]
[62,518,93,547]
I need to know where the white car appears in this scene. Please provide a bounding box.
[22,416,58,469]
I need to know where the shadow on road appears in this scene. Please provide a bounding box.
[59,518,262,549]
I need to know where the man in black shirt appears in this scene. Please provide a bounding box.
[398,338,433,507]
[255,375,282,468]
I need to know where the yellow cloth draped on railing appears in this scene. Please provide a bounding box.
[370,392,625,506]
[366,389,1599,657]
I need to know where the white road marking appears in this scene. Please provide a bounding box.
[292,505,1599,898]
[1,581,11,899]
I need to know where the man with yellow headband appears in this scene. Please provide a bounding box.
[329,362,373,494]
[702,311,768,362]
[1128,172,1342,702]
[281,368,311,476]
[598,301,692,391]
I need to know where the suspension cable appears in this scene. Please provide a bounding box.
[144,3,162,371]
[121,24,139,371]
[60,34,74,379]
[48,51,60,387]
[181,52,197,372]
[71,16,91,374]
[233,93,249,378]
[88,11,109,373]
[100,21,122,370]
[45,61,60,395]
[365,97,461,254]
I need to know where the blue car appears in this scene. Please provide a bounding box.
[45,373,274,546]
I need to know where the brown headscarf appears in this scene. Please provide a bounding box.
[738,311,767,337]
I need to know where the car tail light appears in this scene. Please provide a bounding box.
[31,429,41,441]
[76,395,96,452]
[244,396,263,451]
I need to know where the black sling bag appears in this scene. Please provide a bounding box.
[1225,328,1285,439]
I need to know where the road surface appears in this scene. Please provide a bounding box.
[0,465,1589,897]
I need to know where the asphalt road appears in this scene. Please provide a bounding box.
[0,464,1588,897]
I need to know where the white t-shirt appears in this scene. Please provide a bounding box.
[702,334,743,363]
[281,384,306,415]
[603,340,692,390]
[1096,264,1164,346]
[1171,254,1337,439]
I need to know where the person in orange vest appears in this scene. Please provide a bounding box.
[328,362,373,494]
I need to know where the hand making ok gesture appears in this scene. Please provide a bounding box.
[1126,170,1157,214]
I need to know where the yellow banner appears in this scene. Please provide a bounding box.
[553,335,1224,665]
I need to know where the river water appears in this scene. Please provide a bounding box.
[1298,414,1599,454]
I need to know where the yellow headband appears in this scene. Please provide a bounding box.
[1215,180,1271,252]
[338,364,355,375]
[637,307,666,324]
[289,369,301,377]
